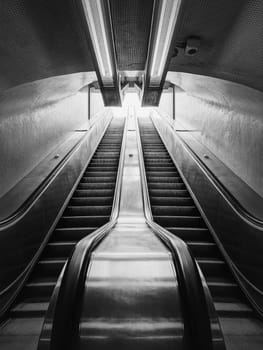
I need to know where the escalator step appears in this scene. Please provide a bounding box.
[65,205,112,216]
[145,167,178,172]
[147,176,183,183]
[52,227,98,241]
[86,166,118,171]
[144,159,173,164]
[75,189,114,197]
[11,301,49,318]
[89,159,119,164]
[144,154,170,159]
[207,278,240,298]
[155,215,205,227]
[165,227,212,241]
[77,183,115,190]
[34,259,66,277]
[44,242,76,258]
[214,301,253,317]
[196,258,228,276]
[59,215,110,227]
[24,280,56,298]
[151,205,199,216]
[95,148,120,151]
[146,171,179,177]
[150,197,193,206]
[70,197,113,205]
[81,176,116,183]
[148,183,186,190]
[186,242,220,258]
[83,171,117,177]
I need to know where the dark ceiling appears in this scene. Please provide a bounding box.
[0,0,262,94]
[109,0,154,71]
[0,0,95,92]
[168,0,263,92]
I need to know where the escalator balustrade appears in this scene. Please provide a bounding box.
[139,118,254,319]
[9,118,124,319]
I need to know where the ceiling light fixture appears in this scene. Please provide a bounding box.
[150,0,181,86]
[82,0,114,87]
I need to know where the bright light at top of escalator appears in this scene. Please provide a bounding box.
[111,92,150,118]
[123,93,140,108]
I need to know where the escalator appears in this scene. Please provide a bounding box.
[0,117,124,346]
[138,117,263,347]
[38,113,223,350]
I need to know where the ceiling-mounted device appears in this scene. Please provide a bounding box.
[142,0,182,106]
[81,0,121,106]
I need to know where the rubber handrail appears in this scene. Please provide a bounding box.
[136,116,226,350]
[43,117,127,350]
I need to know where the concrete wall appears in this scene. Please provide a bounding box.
[158,87,173,119]
[0,72,105,198]
[159,72,263,198]
[90,88,105,119]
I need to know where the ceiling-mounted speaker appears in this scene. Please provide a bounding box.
[185,37,200,56]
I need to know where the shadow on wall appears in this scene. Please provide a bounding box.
[159,72,263,198]
[0,72,105,199]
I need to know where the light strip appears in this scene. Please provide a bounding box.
[82,0,114,86]
[150,0,181,86]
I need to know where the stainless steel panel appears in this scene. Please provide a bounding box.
[78,114,184,349]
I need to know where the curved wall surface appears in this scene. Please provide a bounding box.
[159,72,263,198]
[0,72,105,199]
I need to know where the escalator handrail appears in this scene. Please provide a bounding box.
[39,117,127,350]
[136,117,226,350]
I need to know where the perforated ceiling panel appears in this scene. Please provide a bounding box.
[168,0,263,92]
[0,0,95,92]
[109,0,154,71]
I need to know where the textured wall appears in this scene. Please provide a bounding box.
[0,72,105,198]
[158,88,173,119]
[90,89,105,119]
[161,72,263,198]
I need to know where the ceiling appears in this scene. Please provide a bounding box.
[109,0,154,71]
[0,0,95,92]
[0,0,262,97]
[168,0,263,92]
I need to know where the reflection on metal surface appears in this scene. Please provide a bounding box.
[137,116,225,350]
[38,109,229,350]
[78,112,184,349]
[37,117,126,350]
